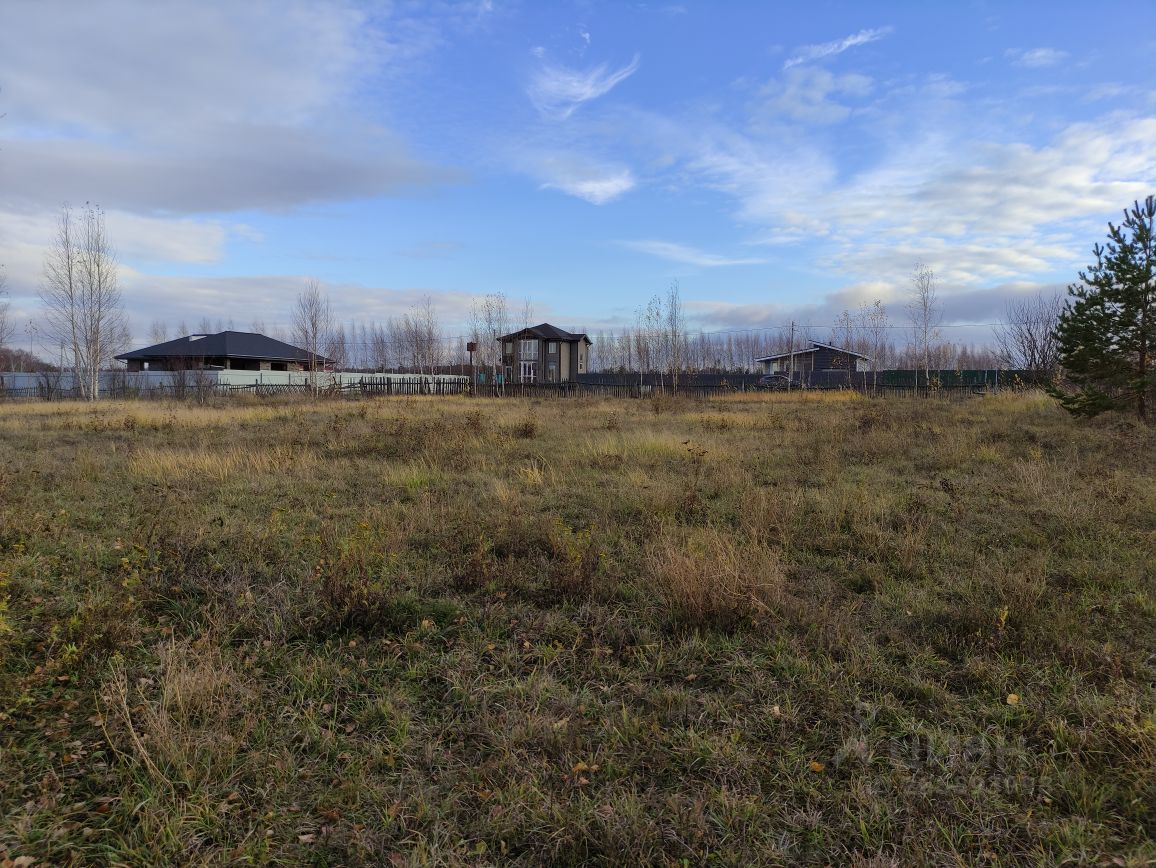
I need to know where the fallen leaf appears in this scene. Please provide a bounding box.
[298,833,316,844]
[808,761,825,773]
[1006,693,1020,706]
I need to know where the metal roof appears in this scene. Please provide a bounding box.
[115,331,330,364]
[498,323,592,343]
[755,340,870,363]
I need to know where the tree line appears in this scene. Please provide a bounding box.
[3,198,1150,416]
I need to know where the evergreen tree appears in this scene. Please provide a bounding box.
[1052,196,1155,420]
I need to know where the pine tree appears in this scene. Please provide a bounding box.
[1052,196,1155,420]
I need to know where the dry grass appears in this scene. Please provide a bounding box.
[1,390,1153,865]
[646,525,783,627]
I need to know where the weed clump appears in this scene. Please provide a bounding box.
[646,526,783,629]
[514,414,539,438]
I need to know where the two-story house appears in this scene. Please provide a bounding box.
[499,323,591,384]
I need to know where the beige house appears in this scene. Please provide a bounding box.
[499,323,591,384]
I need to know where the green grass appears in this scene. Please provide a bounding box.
[0,392,1153,865]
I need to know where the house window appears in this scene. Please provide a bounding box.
[520,339,538,360]
[503,342,512,355]
[547,342,557,354]
[520,361,537,383]
[547,362,557,382]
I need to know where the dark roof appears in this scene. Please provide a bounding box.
[755,340,870,363]
[498,322,591,343]
[115,331,330,364]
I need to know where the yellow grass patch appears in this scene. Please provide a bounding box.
[131,444,317,482]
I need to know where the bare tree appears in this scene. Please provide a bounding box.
[831,309,857,386]
[368,322,389,372]
[388,296,444,387]
[858,300,889,388]
[39,203,128,400]
[665,281,686,387]
[993,291,1064,375]
[907,262,943,386]
[148,319,168,345]
[409,296,443,379]
[292,279,336,393]
[469,291,510,392]
[329,323,348,371]
[0,267,13,352]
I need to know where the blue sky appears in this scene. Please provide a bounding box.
[1,0,1154,346]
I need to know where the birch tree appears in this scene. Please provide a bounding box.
[39,203,128,400]
[858,300,889,388]
[292,279,336,392]
[907,262,942,386]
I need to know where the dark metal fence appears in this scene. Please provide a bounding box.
[0,371,1045,403]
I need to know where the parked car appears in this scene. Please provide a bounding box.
[754,374,795,391]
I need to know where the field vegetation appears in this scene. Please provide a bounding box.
[0,391,1153,865]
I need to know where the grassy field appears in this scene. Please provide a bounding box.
[0,391,1153,865]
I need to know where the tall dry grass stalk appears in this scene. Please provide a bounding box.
[101,638,256,789]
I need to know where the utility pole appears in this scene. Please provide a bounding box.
[787,321,795,393]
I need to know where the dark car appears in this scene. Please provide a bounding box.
[754,374,795,391]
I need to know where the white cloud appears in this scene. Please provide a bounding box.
[541,169,636,205]
[680,96,1156,290]
[528,55,641,119]
[0,1,453,219]
[760,67,874,123]
[1007,47,1069,68]
[528,150,637,204]
[0,0,465,334]
[1,127,448,216]
[783,27,892,69]
[619,240,768,267]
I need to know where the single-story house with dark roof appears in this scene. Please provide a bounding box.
[755,341,870,379]
[499,323,591,384]
[115,331,332,372]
